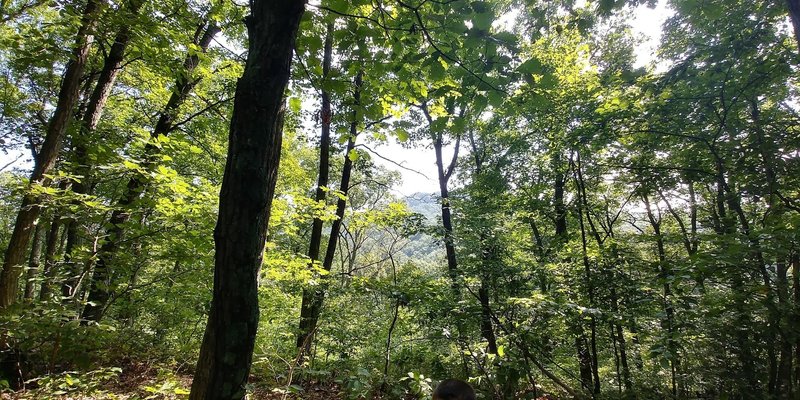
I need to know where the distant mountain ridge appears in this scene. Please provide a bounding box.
[403,192,439,223]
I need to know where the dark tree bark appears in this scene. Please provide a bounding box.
[296,71,363,357]
[420,103,460,290]
[62,0,143,299]
[81,22,220,322]
[297,20,334,354]
[22,221,45,300]
[38,213,63,301]
[188,1,305,398]
[0,0,102,309]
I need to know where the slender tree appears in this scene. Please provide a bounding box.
[81,22,220,322]
[297,20,334,355]
[61,0,144,299]
[0,0,103,309]
[296,70,364,357]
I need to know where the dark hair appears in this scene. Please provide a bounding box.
[432,379,476,400]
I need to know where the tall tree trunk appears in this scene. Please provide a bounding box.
[420,103,461,291]
[643,195,681,398]
[751,98,790,397]
[554,171,567,239]
[62,0,143,299]
[792,253,800,394]
[381,254,401,393]
[188,2,305,397]
[466,133,499,356]
[577,210,600,397]
[724,177,779,396]
[296,71,363,357]
[81,22,220,322]
[711,160,760,396]
[296,20,334,354]
[574,153,600,397]
[38,212,63,301]
[611,287,632,394]
[575,331,594,394]
[435,130,459,288]
[22,221,45,300]
[478,278,498,354]
[777,260,794,399]
[552,153,595,393]
[0,0,102,309]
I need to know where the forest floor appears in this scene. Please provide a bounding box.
[0,362,360,400]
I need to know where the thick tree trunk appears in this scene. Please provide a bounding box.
[62,0,142,299]
[81,22,219,322]
[297,21,334,354]
[296,71,363,357]
[0,0,102,309]
[478,278,498,353]
[22,221,45,300]
[188,2,305,398]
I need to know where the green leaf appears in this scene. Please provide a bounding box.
[122,160,139,170]
[289,97,302,113]
[487,90,504,107]
[518,57,543,75]
[473,11,493,31]
[396,129,409,142]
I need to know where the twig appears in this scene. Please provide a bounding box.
[356,143,430,179]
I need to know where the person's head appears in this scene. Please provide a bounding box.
[432,379,476,400]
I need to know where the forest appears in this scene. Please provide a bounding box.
[0,0,799,398]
